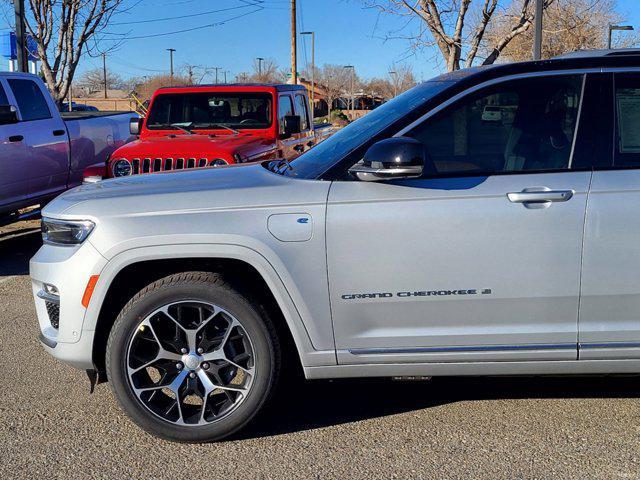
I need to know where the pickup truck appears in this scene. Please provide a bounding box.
[30,50,640,443]
[0,72,136,224]
[95,83,332,180]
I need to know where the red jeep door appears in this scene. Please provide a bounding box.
[277,93,307,159]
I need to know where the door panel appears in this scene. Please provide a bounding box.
[6,78,69,201]
[579,72,640,359]
[328,73,590,364]
[328,172,591,364]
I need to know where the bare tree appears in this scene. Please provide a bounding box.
[249,58,287,83]
[365,0,558,71]
[487,0,637,61]
[76,67,123,95]
[364,64,416,99]
[22,0,124,104]
[316,64,357,111]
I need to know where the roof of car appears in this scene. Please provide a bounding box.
[428,48,640,86]
[157,83,306,91]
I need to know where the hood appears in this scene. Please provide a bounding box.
[43,163,328,219]
[113,132,271,160]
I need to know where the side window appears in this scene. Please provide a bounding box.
[407,75,584,176]
[614,73,640,166]
[294,94,310,131]
[7,79,52,121]
[0,83,8,105]
[278,95,294,134]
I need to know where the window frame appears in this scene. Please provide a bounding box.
[398,72,588,180]
[7,78,52,122]
[294,93,310,132]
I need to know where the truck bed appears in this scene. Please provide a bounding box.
[60,111,135,120]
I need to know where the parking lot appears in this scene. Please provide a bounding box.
[1,220,639,479]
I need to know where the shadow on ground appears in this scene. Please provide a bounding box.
[240,375,640,439]
[0,227,42,277]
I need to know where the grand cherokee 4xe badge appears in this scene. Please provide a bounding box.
[341,289,492,300]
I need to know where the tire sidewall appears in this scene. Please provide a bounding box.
[106,278,276,442]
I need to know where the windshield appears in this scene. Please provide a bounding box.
[146,92,272,130]
[281,81,452,179]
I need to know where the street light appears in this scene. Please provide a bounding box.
[608,24,634,49]
[256,57,264,79]
[344,65,354,119]
[388,70,397,98]
[167,48,176,79]
[301,31,315,123]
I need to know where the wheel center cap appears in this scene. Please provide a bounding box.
[183,354,200,370]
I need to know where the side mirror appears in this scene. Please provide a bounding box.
[281,115,301,138]
[129,117,142,135]
[349,136,425,182]
[0,105,19,125]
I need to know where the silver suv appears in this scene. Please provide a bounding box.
[30,50,640,442]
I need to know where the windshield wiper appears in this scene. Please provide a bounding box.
[169,123,194,134]
[196,123,240,135]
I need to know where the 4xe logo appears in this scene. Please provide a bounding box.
[341,289,492,300]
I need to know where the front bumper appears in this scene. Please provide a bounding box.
[30,240,107,370]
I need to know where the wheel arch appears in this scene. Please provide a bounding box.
[87,245,332,376]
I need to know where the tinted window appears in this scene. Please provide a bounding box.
[294,94,310,130]
[614,73,640,166]
[146,93,272,130]
[0,83,8,105]
[407,75,583,176]
[278,95,294,134]
[8,79,51,121]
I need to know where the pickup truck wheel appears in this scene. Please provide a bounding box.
[105,272,280,442]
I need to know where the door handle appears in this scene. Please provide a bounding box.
[52,129,66,136]
[8,135,23,143]
[507,189,574,204]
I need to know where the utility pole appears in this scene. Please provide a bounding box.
[301,31,315,123]
[102,53,108,99]
[14,0,28,73]
[389,70,397,98]
[223,70,229,83]
[533,0,543,60]
[256,57,264,80]
[186,65,194,84]
[167,48,176,79]
[344,65,354,119]
[290,0,297,84]
[212,67,222,84]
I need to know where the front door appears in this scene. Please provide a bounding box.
[0,79,29,213]
[327,73,591,364]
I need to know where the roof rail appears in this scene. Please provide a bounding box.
[553,48,640,59]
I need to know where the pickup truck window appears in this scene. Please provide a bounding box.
[278,95,294,134]
[614,73,640,166]
[294,94,310,131]
[407,75,583,176]
[146,93,272,130]
[0,83,8,104]
[7,79,52,121]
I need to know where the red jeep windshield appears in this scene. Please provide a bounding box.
[146,92,272,130]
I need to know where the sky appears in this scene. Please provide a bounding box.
[2,0,640,82]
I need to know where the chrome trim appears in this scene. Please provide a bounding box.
[37,290,60,304]
[567,74,586,168]
[395,68,603,138]
[580,342,640,349]
[349,343,576,355]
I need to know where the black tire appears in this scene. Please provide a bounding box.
[105,271,280,443]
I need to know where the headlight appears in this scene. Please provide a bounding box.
[41,218,95,246]
[113,159,132,177]
[209,158,228,167]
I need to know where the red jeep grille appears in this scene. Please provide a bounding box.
[130,157,217,174]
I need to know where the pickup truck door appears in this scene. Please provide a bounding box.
[0,79,29,212]
[327,73,592,364]
[579,71,640,359]
[5,76,69,202]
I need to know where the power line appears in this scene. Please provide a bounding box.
[110,4,253,26]
[103,7,264,40]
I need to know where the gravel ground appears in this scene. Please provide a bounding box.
[1,220,640,479]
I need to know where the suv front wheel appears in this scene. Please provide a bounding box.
[105,271,280,442]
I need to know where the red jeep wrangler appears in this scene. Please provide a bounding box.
[89,84,332,180]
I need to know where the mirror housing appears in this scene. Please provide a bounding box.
[349,136,425,182]
[281,115,301,138]
[0,105,19,125]
[129,117,142,135]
